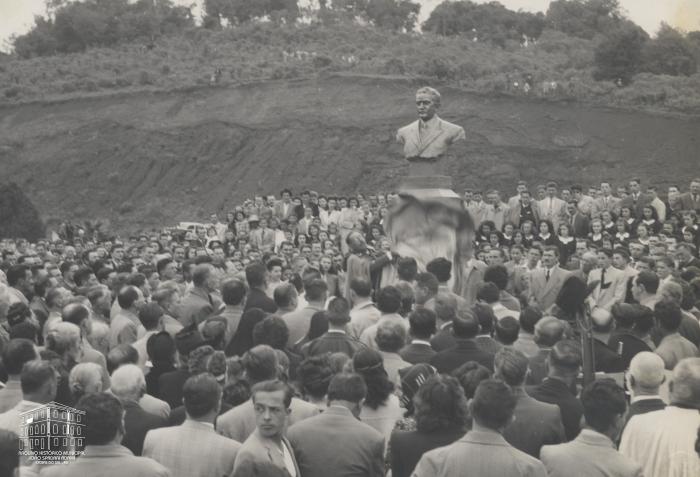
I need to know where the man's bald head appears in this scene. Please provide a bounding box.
[628,352,665,393]
[534,316,565,347]
[669,357,700,407]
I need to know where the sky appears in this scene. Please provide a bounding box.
[1,0,699,51]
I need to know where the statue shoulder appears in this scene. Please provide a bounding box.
[437,117,465,140]
[397,120,418,135]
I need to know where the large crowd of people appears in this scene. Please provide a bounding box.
[0,176,699,477]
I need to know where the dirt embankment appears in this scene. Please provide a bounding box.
[0,75,698,232]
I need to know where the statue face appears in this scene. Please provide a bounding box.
[416,93,438,121]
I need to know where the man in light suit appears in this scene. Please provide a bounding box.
[619,178,653,218]
[566,201,590,238]
[288,373,385,477]
[396,87,465,177]
[528,246,572,313]
[273,188,295,220]
[412,379,547,477]
[43,393,169,477]
[177,264,223,328]
[677,177,700,212]
[588,249,626,312]
[591,181,622,218]
[496,348,566,458]
[537,182,567,231]
[541,379,642,477]
[143,374,240,477]
[507,190,540,228]
[232,380,300,477]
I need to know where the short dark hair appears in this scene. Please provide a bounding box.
[415,272,439,296]
[476,282,500,304]
[471,379,516,430]
[266,258,283,272]
[183,373,222,418]
[483,266,508,291]
[61,303,90,327]
[472,303,496,334]
[327,297,351,326]
[243,345,278,384]
[654,299,682,332]
[107,344,138,374]
[426,258,452,283]
[2,338,37,375]
[519,306,542,334]
[376,286,402,314]
[20,360,56,395]
[296,355,334,400]
[138,303,164,331]
[117,286,139,309]
[494,348,529,386]
[397,257,418,282]
[452,361,492,399]
[304,278,328,302]
[549,340,582,375]
[408,308,437,340]
[251,379,293,408]
[494,316,520,345]
[327,373,367,403]
[222,279,247,306]
[6,265,28,287]
[581,379,627,433]
[245,263,267,288]
[0,429,19,476]
[636,270,659,294]
[452,310,479,339]
[77,392,124,445]
[156,258,173,275]
[414,375,469,433]
[73,267,94,287]
[273,283,296,309]
[252,316,289,350]
[349,278,372,298]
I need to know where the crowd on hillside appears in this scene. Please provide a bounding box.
[0,176,699,477]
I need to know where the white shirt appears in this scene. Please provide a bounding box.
[620,406,700,477]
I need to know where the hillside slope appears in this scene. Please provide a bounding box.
[0,75,698,231]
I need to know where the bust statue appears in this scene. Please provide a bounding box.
[396,87,466,176]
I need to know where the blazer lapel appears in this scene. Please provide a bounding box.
[416,120,446,155]
[544,267,559,295]
[408,120,421,151]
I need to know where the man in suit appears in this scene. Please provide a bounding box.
[591,181,622,218]
[400,308,437,364]
[430,308,495,373]
[623,352,667,427]
[619,177,653,218]
[302,297,365,358]
[232,380,300,477]
[143,374,240,477]
[571,184,596,217]
[676,243,700,271]
[244,262,278,314]
[677,177,700,212]
[288,373,384,477]
[429,293,458,352]
[413,379,547,477]
[110,286,145,349]
[396,86,465,176]
[528,246,572,312]
[157,326,204,408]
[588,249,627,312]
[273,188,295,220]
[538,182,567,231]
[496,348,566,458]
[43,393,169,477]
[348,278,381,339]
[541,379,643,477]
[507,190,540,228]
[111,365,167,456]
[527,340,584,441]
[566,201,590,238]
[218,345,318,443]
[454,255,487,308]
[177,264,223,328]
[283,278,327,347]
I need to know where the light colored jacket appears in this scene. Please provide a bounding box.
[396,116,465,159]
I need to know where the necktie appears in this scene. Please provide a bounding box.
[601,267,606,288]
[545,269,550,282]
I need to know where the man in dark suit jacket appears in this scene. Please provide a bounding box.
[429,310,495,374]
[400,308,437,364]
[526,340,584,441]
[112,365,168,456]
[302,297,364,358]
[157,326,203,408]
[244,263,278,314]
[177,264,224,328]
[677,178,700,212]
[526,317,566,386]
[618,178,653,218]
[566,202,590,238]
[288,373,385,477]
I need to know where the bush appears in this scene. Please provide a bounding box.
[0,182,45,241]
[4,87,21,98]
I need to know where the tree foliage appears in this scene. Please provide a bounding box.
[13,0,194,58]
[203,0,299,26]
[593,22,648,83]
[0,183,45,242]
[642,24,697,76]
[423,1,546,47]
[546,0,623,39]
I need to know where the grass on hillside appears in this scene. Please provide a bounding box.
[1,22,699,113]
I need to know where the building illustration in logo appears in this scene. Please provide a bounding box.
[18,401,85,464]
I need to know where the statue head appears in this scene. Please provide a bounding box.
[415,87,441,121]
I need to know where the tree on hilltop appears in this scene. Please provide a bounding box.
[642,24,697,76]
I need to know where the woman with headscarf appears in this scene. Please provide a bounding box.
[225,308,267,357]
